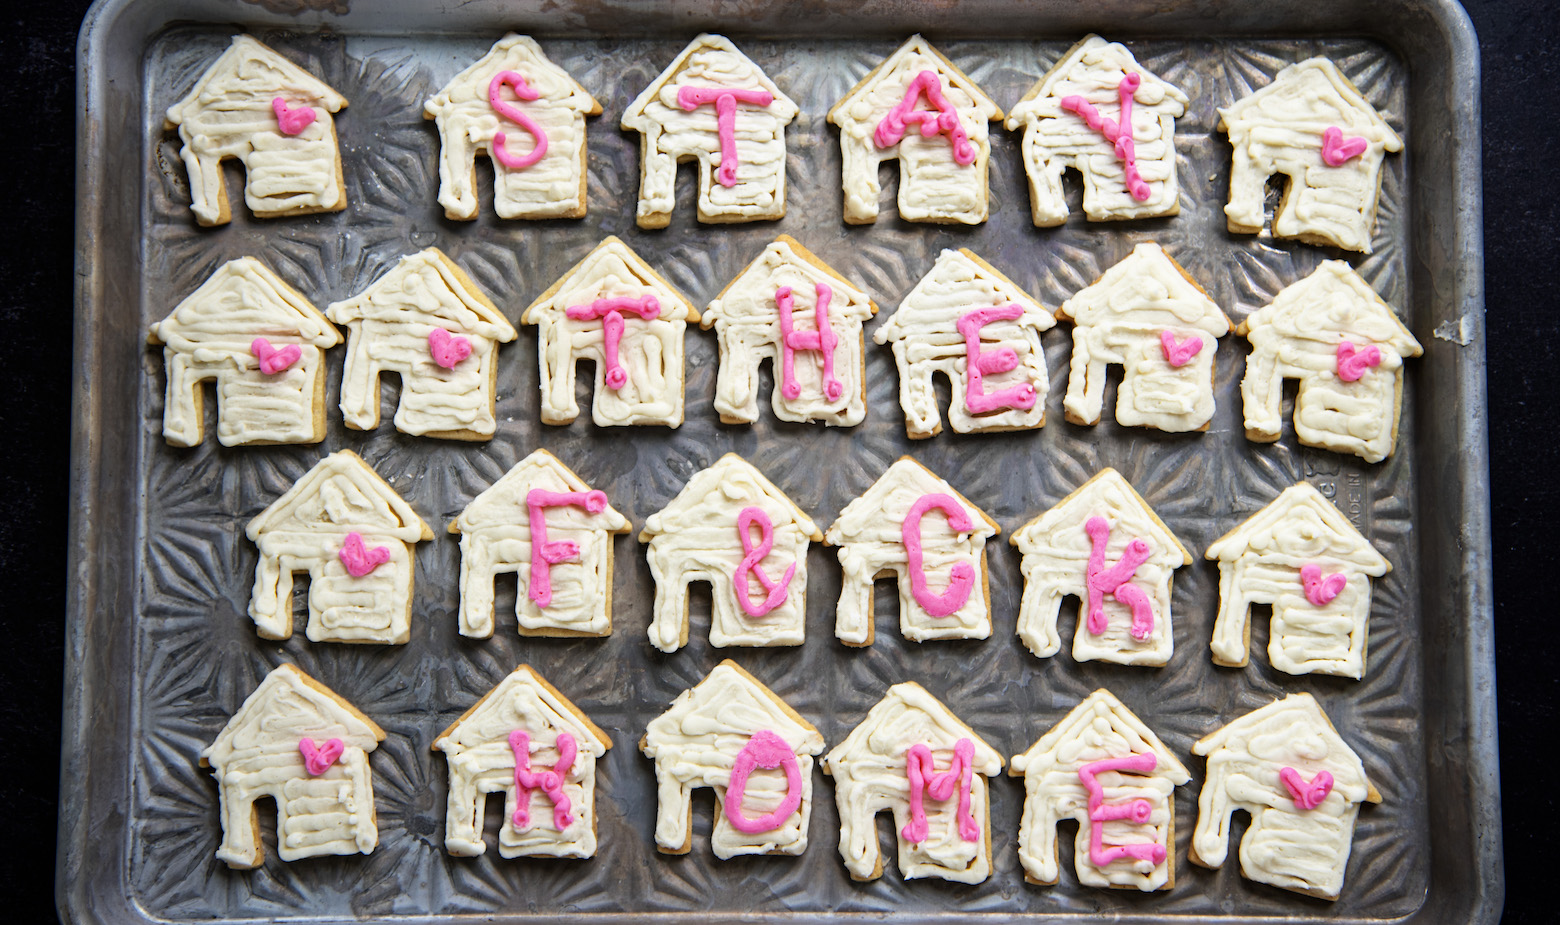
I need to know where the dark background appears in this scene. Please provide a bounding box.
[0,1,1547,921]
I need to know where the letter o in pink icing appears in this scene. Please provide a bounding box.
[722,729,804,834]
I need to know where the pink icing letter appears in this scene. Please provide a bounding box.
[1279,766,1335,810]
[1336,340,1382,382]
[676,86,775,188]
[1078,753,1166,868]
[508,729,577,830]
[874,70,977,165]
[1060,73,1151,201]
[902,738,980,843]
[525,489,608,608]
[957,304,1037,415]
[734,506,796,618]
[1083,516,1155,640]
[723,730,804,834]
[488,71,549,170]
[298,737,345,776]
[565,295,663,390]
[903,494,976,617]
[775,283,843,403]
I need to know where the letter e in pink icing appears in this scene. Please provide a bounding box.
[525,489,609,608]
[775,283,843,403]
[723,730,804,834]
[902,738,980,843]
[957,305,1037,415]
[1078,753,1166,867]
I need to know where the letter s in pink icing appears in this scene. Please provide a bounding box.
[902,494,976,617]
[723,730,804,834]
[488,71,549,170]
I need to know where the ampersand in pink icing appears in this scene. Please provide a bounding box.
[1279,767,1335,810]
[565,295,663,391]
[957,305,1037,414]
[1336,340,1382,382]
[1321,126,1368,167]
[298,737,345,776]
[1060,73,1151,201]
[1299,563,1347,606]
[250,337,301,375]
[508,729,577,830]
[1159,330,1203,368]
[428,328,473,369]
[874,70,977,165]
[902,738,980,843]
[903,494,976,617]
[525,489,609,608]
[338,532,391,578]
[775,283,843,403]
[488,71,550,170]
[723,730,804,834]
[271,98,316,136]
[675,86,776,188]
[734,506,796,618]
[1084,516,1155,640]
[1078,753,1166,867]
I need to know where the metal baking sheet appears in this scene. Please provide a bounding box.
[63,1,1499,922]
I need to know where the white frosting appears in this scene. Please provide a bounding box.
[1205,481,1391,679]
[165,35,347,225]
[829,35,1002,225]
[1010,468,1189,665]
[639,454,820,653]
[451,449,630,638]
[1218,57,1403,254]
[202,664,383,868]
[1057,242,1229,432]
[821,682,1003,883]
[1005,35,1187,226]
[245,450,432,645]
[874,248,1054,438]
[621,34,798,227]
[1010,689,1190,890]
[424,34,599,220]
[1239,260,1422,464]
[703,236,876,426]
[1191,693,1378,899]
[641,661,825,858]
[148,257,341,447]
[521,236,697,427]
[826,457,997,645]
[433,666,611,859]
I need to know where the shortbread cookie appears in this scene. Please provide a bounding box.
[246,450,433,645]
[521,236,699,427]
[1205,481,1391,679]
[875,248,1054,438]
[822,682,1004,883]
[1057,242,1230,432]
[1010,689,1190,890]
[622,34,799,228]
[1010,468,1190,666]
[1006,35,1188,226]
[201,664,384,868]
[327,248,517,441]
[829,35,1004,225]
[424,34,601,220]
[641,660,825,858]
[165,35,347,226]
[433,665,612,859]
[148,256,341,447]
[1238,260,1422,463]
[1219,57,1403,253]
[639,454,820,653]
[704,235,877,426]
[450,449,631,639]
[1190,693,1382,900]
[826,457,998,646]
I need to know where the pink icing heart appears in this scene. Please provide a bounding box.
[1300,563,1347,606]
[272,97,317,136]
[339,532,391,577]
[1336,340,1382,382]
[299,737,345,776]
[1321,126,1368,167]
[428,329,473,369]
[250,337,301,375]
[1159,330,1204,368]
[1279,767,1335,811]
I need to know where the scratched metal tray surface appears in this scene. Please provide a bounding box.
[63,0,1497,922]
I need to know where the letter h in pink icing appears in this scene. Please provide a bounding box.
[775,283,843,403]
[902,738,980,844]
[508,730,577,831]
[676,86,775,188]
[1078,753,1165,868]
[1083,516,1155,640]
[958,305,1037,415]
[565,295,662,391]
[525,489,608,608]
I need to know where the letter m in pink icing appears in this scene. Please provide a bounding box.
[901,738,981,844]
[565,296,662,391]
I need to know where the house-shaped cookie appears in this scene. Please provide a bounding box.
[424,33,601,220]
[875,248,1054,439]
[148,257,341,447]
[639,454,820,653]
[1058,242,1230,432]
[1191,693,1381,900]
[1006,35,1188,226]
[1010,689,1190,891]
[703,235,877,426]
[641,660,825,858]
[327,248,517,441]
[1238,260,1422,463]
[827,457,999,646]
[1010,468,1191,666]
[450,449,631,639]
[1219,57,1403,253]
[829,35,1004,225]
[622,34,799,228]
[202,664,384,868]
[1205,481,1391,679]
[165,35,347,226]
[245,450,433,645]
[433,664,612,859]
[521,236,698,427]
[822,682,1004,883]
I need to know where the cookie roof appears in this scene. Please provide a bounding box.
[1237,260,1421,355]
[703,235,876,331]
[1010,688,1188,780]
[1056,242,1230,336]
[823,681,1003,776]
[149,257,341,351]
[874,248,1052,345]
[829,34,1003,129]
[826,456,998,545]
[639,453,820,543]
[424,33,599,119]
[1218,57,1402,149]
[246,449,433,542]
[326,248,517,342]
[622,33,798,130]
[1006,34,1187,129]
[1204,481,1390,572]
[433,664,611,756]
[166,35,346,127]
[450,448,630,536]
[522,236,698,325]
[1010,467,1190,564]
[202,663,383,767]
[641,660,822,757]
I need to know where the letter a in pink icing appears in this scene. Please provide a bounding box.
[902,738,980,843]
[1083,516,1155,640]
[509,729,577,830]
[723,730,804,834]
[676,86,775,187]
[875,70,977,165]
[1060,73,1152,201]
[957,305,1037,415]
[734,506,796,618]
[565,295,662,390]
[1078,753,1166,867]
[775,283,843,403]
[902,494,976,616]
[488,71,549,170]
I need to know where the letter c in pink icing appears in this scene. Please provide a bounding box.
[902,494,976,617]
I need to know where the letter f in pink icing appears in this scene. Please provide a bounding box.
[1083,516,1155,640]
[525,489,608,608]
